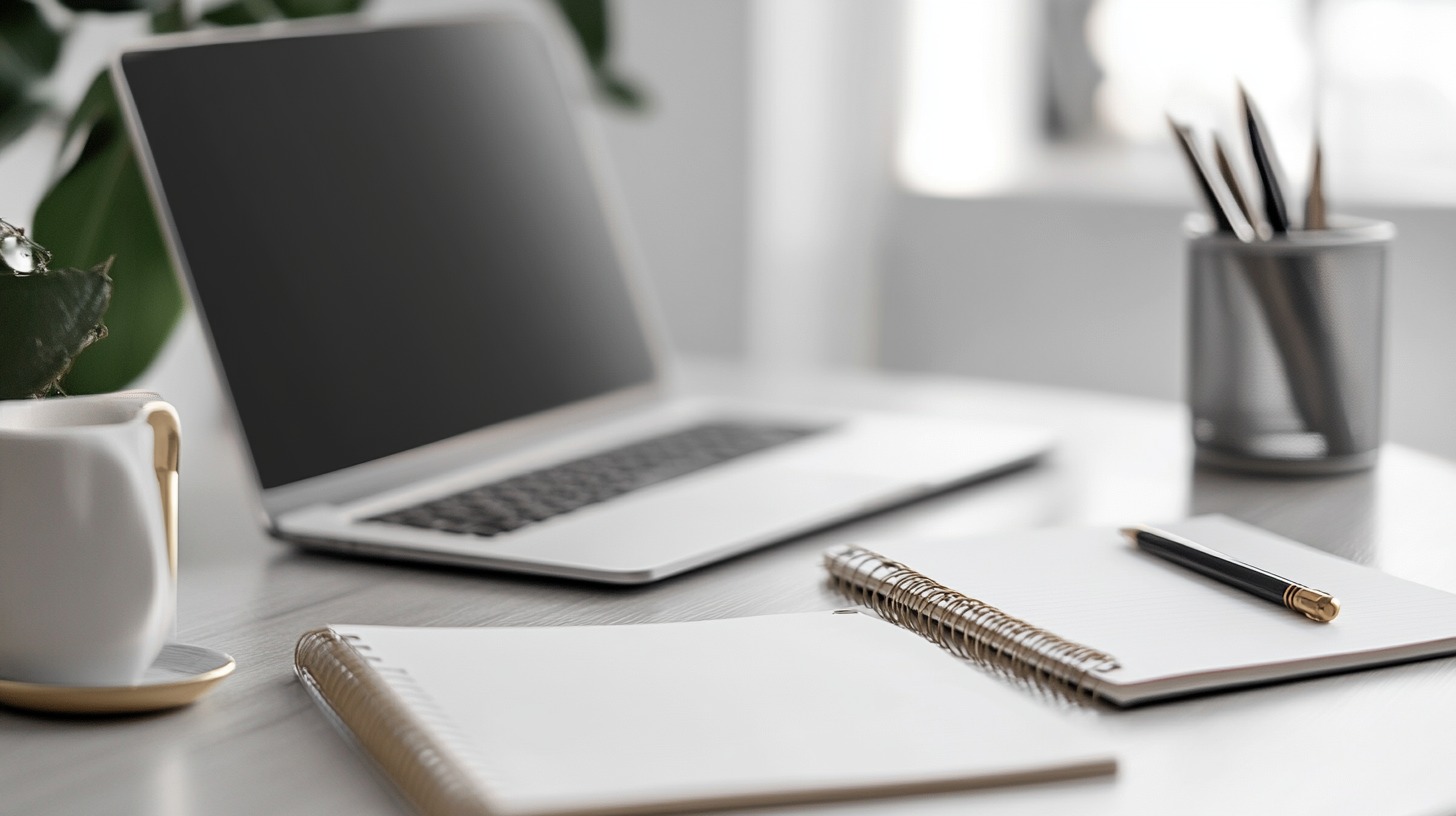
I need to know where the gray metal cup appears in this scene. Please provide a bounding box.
[1186,216,1394,475]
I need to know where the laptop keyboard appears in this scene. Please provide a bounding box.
[368,420,826,539]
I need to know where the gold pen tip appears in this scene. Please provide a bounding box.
[1288,588,1341,622]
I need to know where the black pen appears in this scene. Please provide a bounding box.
[1122,525,1341,622]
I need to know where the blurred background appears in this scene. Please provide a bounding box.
[4,0,1454,457]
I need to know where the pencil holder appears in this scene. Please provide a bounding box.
[1185,216,1393,475]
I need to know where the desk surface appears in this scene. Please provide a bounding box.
[6,362,1456,816]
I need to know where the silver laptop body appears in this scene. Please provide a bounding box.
[114,14,1050,584]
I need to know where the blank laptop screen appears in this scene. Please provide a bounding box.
[120,20,657,489]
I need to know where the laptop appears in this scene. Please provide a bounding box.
[113,15,1050,584]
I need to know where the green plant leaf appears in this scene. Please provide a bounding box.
[55,0,148,11]
[202,0,362,25]
[0,261,113,399]
[597,71,645,110]
[274,0,364,18]
[550,0,646,112]
[0,95,44,147]
[552,0,607,66]
[33,76,180,394]
[201,0,278,26]
[0,1,61,82]
[0,1,61,151]
[57,70,115,161]
[150,0,187,33]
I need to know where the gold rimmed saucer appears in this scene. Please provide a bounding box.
[0,643,235,715]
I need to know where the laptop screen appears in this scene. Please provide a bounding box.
[120,20,658,489]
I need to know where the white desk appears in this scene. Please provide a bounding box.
[5,362,1456,815]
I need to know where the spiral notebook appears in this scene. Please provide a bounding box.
[826,515,1456,706]
[295,611,1113,816]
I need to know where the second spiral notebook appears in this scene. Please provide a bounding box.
[826,515,1456,706]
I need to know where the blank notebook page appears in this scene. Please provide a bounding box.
[863,515,1456,702]
[333,611,1112,816]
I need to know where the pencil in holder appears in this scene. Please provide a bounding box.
[1185,216,1393,475]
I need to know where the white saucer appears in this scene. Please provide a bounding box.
[0,643,235,715]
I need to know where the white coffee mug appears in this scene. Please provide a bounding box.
[0,392,180,685]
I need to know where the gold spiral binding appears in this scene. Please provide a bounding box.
[295,629,492,816]
[824,545,1122,705]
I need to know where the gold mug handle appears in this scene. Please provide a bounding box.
[141,403,181,580]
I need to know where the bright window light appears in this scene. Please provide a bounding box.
[1088,0,1309,145]
[895,0,1037,197]
[897,0,1456,203]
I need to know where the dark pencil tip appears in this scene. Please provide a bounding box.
[1237,83,1258,126]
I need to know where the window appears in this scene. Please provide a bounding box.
[898,0,1456,203]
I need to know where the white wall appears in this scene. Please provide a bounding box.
[881,194,1186,400]
[744,0,900,370]
[596,0,751,357]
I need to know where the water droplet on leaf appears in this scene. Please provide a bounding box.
[2,236,38,273]
[0,221,51,275]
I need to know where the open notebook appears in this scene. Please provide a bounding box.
[295,611,1113,816]
[825,514,1456,706]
